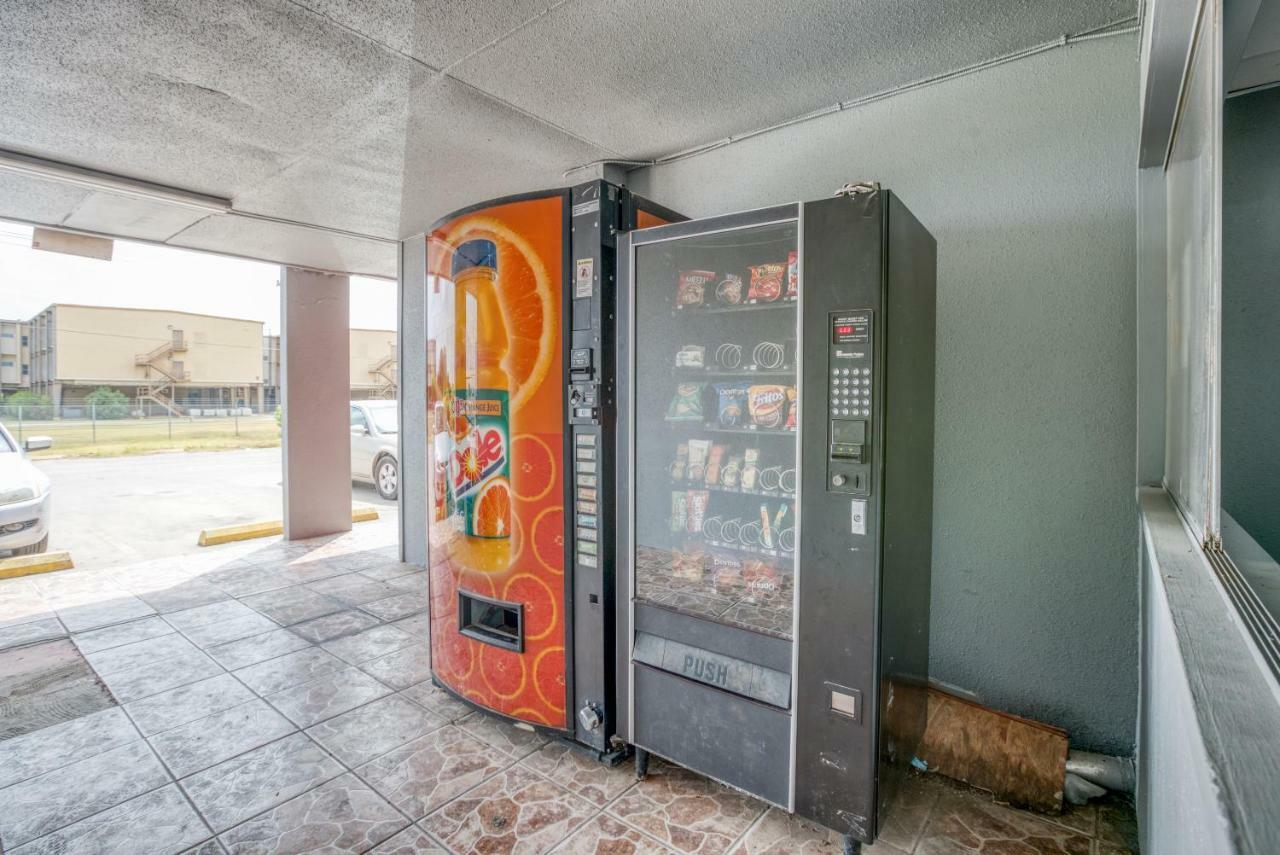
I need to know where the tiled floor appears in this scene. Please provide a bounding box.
[0,527,1138,854]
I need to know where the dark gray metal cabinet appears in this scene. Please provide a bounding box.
[616,189,936,845]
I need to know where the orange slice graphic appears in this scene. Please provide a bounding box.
[472,477,512,538]
[511,434,556,503]
[530,507,565,575]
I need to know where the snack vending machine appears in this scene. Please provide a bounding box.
[425,182,680,756]
[616,186,936,850]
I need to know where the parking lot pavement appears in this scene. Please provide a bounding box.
[30,448,397,570]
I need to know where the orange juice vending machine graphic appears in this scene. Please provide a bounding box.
[425,183,681,754]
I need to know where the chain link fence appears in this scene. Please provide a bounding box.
[0,403,279,455]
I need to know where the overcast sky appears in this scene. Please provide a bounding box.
[0,220,396,334]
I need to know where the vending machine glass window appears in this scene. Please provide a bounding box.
[631,221,800,642]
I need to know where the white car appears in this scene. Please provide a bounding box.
[351,400,399,501]
[0,424,52,555]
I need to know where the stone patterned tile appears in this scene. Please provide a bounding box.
[521,743,636,807]
[55,596,156,633]
[606,760,767,855]
[1095,795,1139,852]
[400,680,472,722]
[203,566,295,598]
[0,617,66,652]
[96,644,224,703]
[150,699,297,778]
[206,628,312,670]
[234,647,347,696]
[1049,802,1096,837]
[727,807,850,854]
[357,726,512,821]
[184,839,227,854]
[307,573,412,607]
[307,693,446,766]
[218,772,407,853]
[9,783,210,855]
[137,579,232,614]
[874,772,943,852]
[457,711,549,759]
[275,559,353,586]
[914,789,1092,855]
[73,615,174,654]
[0,739,171,847]
[167,602,279,648]
[369,826,448,853]
[321,624,415,665]
[0,707,139,789]
[265,665,391,728]
[392,613,430,640]
[422,764,596,855]
[125,673,256,736]
[359,642,432,690]
[1096,843,1136,855]
[552,813,679,854]
[290,610,380,643]
[359,562,421,582]
[180,733,344,833]
[84,632,203,676]
[241,586,345,626]
[360,590,429,622]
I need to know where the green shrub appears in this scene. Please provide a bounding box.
[85,387,131,419]
[5,391,53,419]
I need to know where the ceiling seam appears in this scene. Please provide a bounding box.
[282,0,624,158]
[439,0,576,75]
[561,15,1142,175]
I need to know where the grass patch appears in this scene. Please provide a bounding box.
[3,415,281,459]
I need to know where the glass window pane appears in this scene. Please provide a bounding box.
[632,221,799,640]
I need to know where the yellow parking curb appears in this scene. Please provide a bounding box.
[0,551,75,579]
[199,506,381,547]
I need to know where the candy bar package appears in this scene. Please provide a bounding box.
[715,382,750,427]
[744,560,781,599]
[670,442,689,480]
[784,386,798,429]
[721,454,743,488]
[747,262,785,303]
[686,490,710,534]
[741,448,761,489]
[674,345,705,368]
[747,384,788,428]
[670,491,688,533]
[704,444,728,486]
[714,274,744,305]
[686,439,711,482]
[666,382,704,421]
[786,250,798,298]
[677,270,716,308]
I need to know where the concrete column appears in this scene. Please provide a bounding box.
[398,238,427,566]
[281,266,352,540]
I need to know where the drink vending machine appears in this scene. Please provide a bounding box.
[424,182,681,756]
[616,185,936,851]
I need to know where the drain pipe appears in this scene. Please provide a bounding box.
[1063,750,1136,804]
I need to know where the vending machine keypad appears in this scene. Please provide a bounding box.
[828,310,872,496]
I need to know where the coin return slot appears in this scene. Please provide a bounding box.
[457,591,523,653]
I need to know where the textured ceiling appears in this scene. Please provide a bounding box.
[0,0,1136,276]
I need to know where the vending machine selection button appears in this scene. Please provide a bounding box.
[577,447,597,460]
[577,540,598,555]
[577,527,598,541]
[577,487,598,501]
[576,433,597,446]
[576,500,598,514]
[576,474,597,487]
[577,461,597,474]
[579,514,597,528]
[579,554,598,568]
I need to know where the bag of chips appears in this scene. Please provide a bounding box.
[715,382,750,427]
[784,386,798,429]
[677,270,715,308]
[715,274,744,305]
[666,383,704,421]
[670,492,688,533]
[741,448,760,489]
[748,262,785,302]
[670,442,689,480]
[686,439,711,482]
[786,250,798,298]
[705,444,727,486]
[721,454,743,488]
[686,490,710,534]
[748,384,788,428]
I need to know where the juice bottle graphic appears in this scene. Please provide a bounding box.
[450,239,512,573]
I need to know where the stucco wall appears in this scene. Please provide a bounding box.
[629,36,1139,752]
[1222,87,1280,561]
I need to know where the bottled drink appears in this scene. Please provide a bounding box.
[450,239,512,573]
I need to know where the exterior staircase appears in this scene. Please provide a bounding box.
[370,347,397,399]
[135,332,189,416]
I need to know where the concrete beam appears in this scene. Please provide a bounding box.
[280,266,351,540]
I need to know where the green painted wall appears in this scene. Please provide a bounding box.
[630,36,1139,753]
[1222,87,1280,561]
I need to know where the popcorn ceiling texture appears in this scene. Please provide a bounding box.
[0,0,1134,273]
[630,35,1141,754]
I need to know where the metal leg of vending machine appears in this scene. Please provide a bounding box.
[616,185,935,845]
[419,182,682,758]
